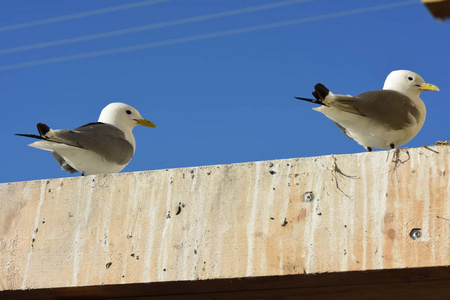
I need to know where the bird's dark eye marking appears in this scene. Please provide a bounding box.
[126,110,132,115]
[407,76,413,81]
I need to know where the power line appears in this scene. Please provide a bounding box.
[0,1,419,72]
[0,0,171,32]
[0,0,314,56]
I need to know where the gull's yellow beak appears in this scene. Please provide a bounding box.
[135,119,157,128]
[420,83,440,91]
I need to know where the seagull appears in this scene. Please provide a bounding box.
[294,70,439,151]
[16,102,157,175]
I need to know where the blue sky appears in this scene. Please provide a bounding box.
[1,0,448,183]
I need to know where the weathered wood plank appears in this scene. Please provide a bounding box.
[1,145,449,297]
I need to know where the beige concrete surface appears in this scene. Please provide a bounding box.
[1,146,449,293]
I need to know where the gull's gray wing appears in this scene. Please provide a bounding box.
[46,122,134,165]
[328,90,420,130]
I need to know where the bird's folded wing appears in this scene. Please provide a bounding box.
[328,90,420,130]
[46,122,134,165]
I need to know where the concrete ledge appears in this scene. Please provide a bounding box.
[1,146,449,298]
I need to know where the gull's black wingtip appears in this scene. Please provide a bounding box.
[37,123,51,136]
[294,96,323,105]
[15,123,51,139]
[294,82,329,105]
[294,96,312,101]
[313,83,330,101]
[15,133,45,139]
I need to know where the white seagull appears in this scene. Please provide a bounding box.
[295,70,439,151]
[16,102,157,175]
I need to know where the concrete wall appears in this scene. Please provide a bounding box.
[1,146,449,296]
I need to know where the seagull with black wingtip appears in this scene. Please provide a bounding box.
[295,70,439,151]
[16,102,157,175]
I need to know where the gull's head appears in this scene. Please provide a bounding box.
[383,70,439,98]
[98,102,157,132]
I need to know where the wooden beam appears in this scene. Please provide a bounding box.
[1,267,450,299]
[1,145,449,298]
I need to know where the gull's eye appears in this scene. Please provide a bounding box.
[407,76,414,81]
[126,110,132,115]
